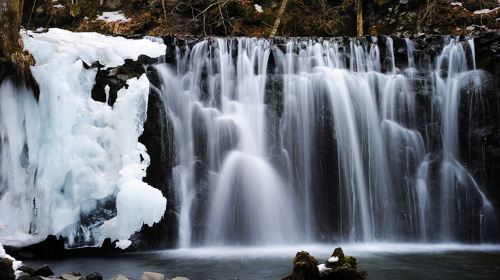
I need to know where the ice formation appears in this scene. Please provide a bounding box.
[0,29,166,248]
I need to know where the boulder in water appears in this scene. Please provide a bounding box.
[85,272,103,280]
[16,272,31,280]
[18,265,35,275]
[284,248,367,280]
[282,251,320,280]
[33,265,54,277]
[319,247,367,280]
[59,272,85,280]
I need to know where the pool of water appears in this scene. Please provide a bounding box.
[24,244,500,280]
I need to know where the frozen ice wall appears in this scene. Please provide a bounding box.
[0,29,167,248]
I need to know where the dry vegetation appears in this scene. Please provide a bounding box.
[6,0,500,38]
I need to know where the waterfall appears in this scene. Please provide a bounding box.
[156,36,497,246]
[0,30,497,249]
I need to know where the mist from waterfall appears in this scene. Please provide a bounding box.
[153,36,497,247]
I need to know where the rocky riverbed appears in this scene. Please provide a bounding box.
[1,247,365,280]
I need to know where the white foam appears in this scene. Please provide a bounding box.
[144,243,500,260]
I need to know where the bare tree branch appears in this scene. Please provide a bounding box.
[270,0,289,37]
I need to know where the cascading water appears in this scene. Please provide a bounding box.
[153,39,300,247]
[154,36,497,247]
[0,30,497,249]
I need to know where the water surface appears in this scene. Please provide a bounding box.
[24,244,500,279]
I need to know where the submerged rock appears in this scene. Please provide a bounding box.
[111,275,130,280]
[59,272,85,280]
[18,265,35,275]
[141,272,165,280]
[85,272,103,280]
[16,272,32,280]
[33,265,55,277]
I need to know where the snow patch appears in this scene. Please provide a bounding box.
[473,8,499,14]
[254,4,263,13]
[328,256,339,263]
[97,11,130,23]
[318,264,332,273]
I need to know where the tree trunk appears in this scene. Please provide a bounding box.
[161,0,167,21]
[1,0,38,97]
[0,0,23,59]
[270,0,289,37]
[355,0,363,37]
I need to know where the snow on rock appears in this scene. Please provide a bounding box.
[115,239,132,250]
[97,11,130,23]
[318,264,331,273]
[328,256,339,263]
[0,29,166,248]
[23,28,165,69]
[473,8,499,14]
[254,4,263,13]
[450,2,462,6]
[0,243,23,274]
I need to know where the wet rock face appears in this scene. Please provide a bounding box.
[465,33,500,227]
[129,66,177,250]
[90,58,147,106]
